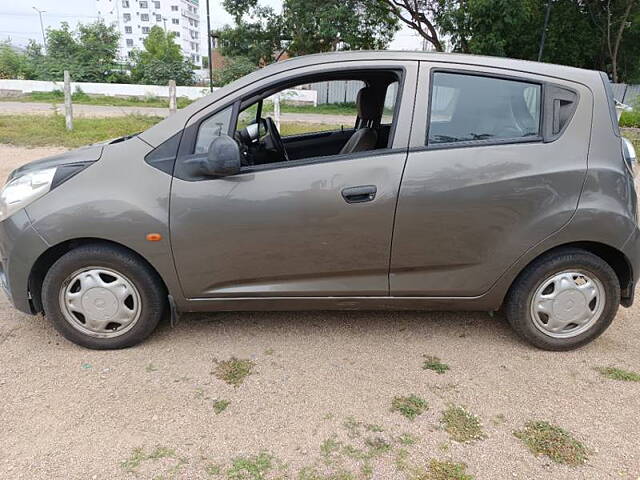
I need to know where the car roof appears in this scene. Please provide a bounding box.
[139,50,602,148]
[275,50,600,80]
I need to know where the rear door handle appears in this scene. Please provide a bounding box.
[341,185,377,204]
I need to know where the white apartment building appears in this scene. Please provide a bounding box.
[96,0,203,66]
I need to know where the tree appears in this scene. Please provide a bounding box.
[130,26,195,85]
[212,56,258,86]
[282,0,399,55]
[217,0,399,64]
[378,0,444,51]
[0,42,31,79]
[585,0,639,83]
[42,21,121,82]
[433,0,639,83]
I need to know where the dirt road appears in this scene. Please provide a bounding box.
[0,145,638,479]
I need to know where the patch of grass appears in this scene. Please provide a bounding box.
[226,452,277,479]
[397,433,418,446]
[620,110,640,128]
[212,357,255,387]
[121,446,176,472]
[441,406,485,443]
[280,122,342,136]
[212,399,230,414]
[418,459,473,480]
[595,366,640,382]
[2,91,193,109]
[422,355,450,374]
[514,421,588,466]
[0,114,162,148]
[391,395,428,421]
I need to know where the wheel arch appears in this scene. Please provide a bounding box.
[28,237,169,313]
[505,240,633,307]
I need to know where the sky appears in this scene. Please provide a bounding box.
[0,0,423,50]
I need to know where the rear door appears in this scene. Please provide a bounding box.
[390,62,592,296]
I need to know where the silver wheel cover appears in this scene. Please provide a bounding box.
[59,267,142,338]
[530,270,605,339]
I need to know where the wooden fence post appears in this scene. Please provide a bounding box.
[63,70,73,131]
[168,80,177,115]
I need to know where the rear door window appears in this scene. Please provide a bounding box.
[427,72,541,145]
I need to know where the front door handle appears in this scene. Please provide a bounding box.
[341,185,377,204]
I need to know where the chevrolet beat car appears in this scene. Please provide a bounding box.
[1,51,638,351]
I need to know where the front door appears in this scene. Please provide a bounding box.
[170,61,417,299]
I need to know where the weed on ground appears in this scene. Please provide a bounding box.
[391,395,428,420]
[213,357,255,387]
[514,421,588,466]
[441,406,485,443]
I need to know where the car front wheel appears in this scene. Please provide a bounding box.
[42,244,165,349]
[505,248,620,351]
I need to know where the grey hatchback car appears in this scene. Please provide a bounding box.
[0,51,638,351]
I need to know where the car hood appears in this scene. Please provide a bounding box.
[7,143,104,182]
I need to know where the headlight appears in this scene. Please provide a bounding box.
[0,168,56,221]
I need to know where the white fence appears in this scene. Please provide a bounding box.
[312,80,397,108]
[0,79,318,105]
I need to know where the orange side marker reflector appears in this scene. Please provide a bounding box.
[146,233,162,242]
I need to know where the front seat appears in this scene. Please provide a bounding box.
[339,87,384,155]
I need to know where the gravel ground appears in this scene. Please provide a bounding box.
[0,146,639,479]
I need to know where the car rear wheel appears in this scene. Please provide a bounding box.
[505,248,620,351]
[42,244,165,349]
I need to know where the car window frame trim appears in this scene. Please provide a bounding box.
[424,67,545,150]
[174,63,413,181]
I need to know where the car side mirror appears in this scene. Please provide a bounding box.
[202,134,241,177]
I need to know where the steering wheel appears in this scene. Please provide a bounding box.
[264,117,289,162]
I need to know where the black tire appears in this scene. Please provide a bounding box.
[42,244,166,349]
[505,248,620,351]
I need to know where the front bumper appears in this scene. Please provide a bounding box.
[0,209,49,314]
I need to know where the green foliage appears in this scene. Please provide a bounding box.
[440,406,485,443]
[130,26,195,85]
[226,452,275,479]
[422,355,450,374]
[212,357,256,387]
[391,395,428,420]
[434,0,638,82]
[213,56,259,86]
[283,0,399,55]
[213,399,230,413]
[217,0,399,67]
[0,42,33,79]
[419,459,473,480]
[595,366,640,381]
[514,421,588,466]
[620,111,640,128]
[41,21,122,82]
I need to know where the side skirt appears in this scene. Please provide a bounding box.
[179,295,500,313]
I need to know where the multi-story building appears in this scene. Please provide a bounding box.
[95,0,202,66]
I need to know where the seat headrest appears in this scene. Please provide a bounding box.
[357,87,384,122]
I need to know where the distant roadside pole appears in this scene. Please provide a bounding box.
[63,70,73,131]
[168,80,177,115]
